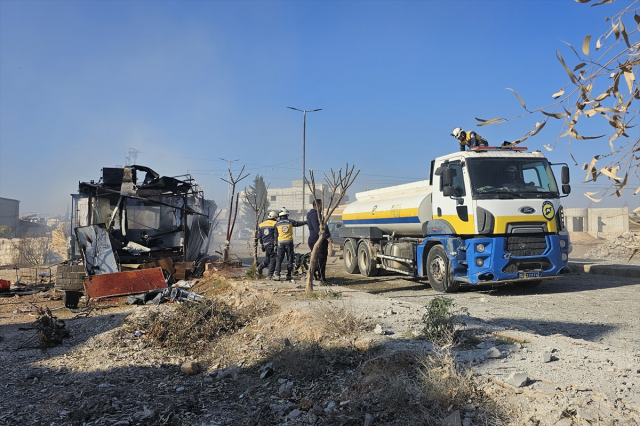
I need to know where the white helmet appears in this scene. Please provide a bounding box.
[451,127,463,138]
[268,211,278,219]
[279,207,289,217]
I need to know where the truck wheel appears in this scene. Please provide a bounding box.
[328,243,335,257]
[426,245,460,293]
[358,242,379,277]
[514,280,542,288]
[344,240,360,274]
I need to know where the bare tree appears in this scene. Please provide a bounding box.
[221,165,250,262]
[477,0,639,203]
[305,165,360,293]
[13,231,54,266]
[51,222,71,262]
[243,182,269,266]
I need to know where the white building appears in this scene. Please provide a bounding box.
[564,207,629,237]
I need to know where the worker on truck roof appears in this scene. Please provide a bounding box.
[451,127,489,151]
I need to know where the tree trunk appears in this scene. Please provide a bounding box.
[305,227,326,293]
[252,223,259,267]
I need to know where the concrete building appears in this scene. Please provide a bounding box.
[564,207,629,237]
[238,180,349,220]
[0,197,20,238]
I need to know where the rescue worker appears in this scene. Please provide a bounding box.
[273,207,307,281]
[257,211,278,279]
[451,127,489,151]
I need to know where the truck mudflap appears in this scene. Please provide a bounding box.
[457,234,571,284]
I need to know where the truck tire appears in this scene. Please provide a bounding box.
[344,239,360,274]
[514,280,542,288]
[426,245,460,293]
[357,242,379,277]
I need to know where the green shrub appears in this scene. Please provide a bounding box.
[421,297,468,346]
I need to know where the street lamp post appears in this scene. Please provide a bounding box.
[287,107,322,243]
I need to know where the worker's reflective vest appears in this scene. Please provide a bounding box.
[459,131,488,150]
[258,219,277,245]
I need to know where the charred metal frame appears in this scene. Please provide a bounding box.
[70,165,216,267]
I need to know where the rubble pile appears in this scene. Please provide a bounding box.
[585,232,640,262]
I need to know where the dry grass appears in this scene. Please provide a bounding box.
[311,302,373,341]
[33,306,70,350]
[143,299,242,355]
[417,348,473,409]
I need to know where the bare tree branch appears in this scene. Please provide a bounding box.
[304,164,360,293]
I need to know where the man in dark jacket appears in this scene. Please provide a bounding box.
[307,199,333,283]
[273,208,307,281]
[257,211,278,279]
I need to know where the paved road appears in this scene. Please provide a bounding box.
[324,256,640,351]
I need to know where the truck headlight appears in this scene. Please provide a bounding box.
[476,243,485,253]
[562,253,568,261]
[476,258,484,267]
[560,239,566,249]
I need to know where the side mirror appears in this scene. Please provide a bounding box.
[562,184,571,195]
[443,186,455,197]
[442,168,453,187]
[561,166,570,185]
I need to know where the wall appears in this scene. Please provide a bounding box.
[0,238,16,265]
[587,207,629,238]
[565,207,629,237]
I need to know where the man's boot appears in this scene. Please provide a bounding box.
[272,274,280,281]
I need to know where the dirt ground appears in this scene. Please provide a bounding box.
[0,233,639,425]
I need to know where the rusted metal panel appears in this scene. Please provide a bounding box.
[83,268,166,298]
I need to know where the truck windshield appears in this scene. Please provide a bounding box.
[466,158,559,198]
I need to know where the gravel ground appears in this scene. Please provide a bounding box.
[323,247,640,425]
[0,236,638,425]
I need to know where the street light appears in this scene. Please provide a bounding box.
[220,157,239,211]
[287,107,322,242]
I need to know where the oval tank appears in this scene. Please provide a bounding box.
[342,180,432,236]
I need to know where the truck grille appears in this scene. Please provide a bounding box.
[505,236,547,256]
[502,258,553,273]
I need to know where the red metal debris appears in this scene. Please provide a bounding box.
[83,268,166,298]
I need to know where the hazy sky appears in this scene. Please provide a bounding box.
[1,0,638,215]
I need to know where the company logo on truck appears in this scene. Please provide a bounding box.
[542,201,555,221]
[519,206,536,214]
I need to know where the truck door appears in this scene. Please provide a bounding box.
[432,159,474,235]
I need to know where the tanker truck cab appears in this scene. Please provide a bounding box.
[340,146,573,293]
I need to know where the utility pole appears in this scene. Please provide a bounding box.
[287,107,322,243]
[126,148,140,166]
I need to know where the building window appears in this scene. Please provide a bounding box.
[271,196,276,201]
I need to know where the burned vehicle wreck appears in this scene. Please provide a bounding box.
[58,165,217,307]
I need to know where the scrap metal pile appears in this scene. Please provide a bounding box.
[57,165,217,307]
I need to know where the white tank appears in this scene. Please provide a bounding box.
[342,180,433,236]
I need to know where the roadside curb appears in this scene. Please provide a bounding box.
[568,261,640,278]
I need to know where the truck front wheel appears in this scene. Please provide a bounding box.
[426,245,460,293]
[344,240,360,274]
[358,242,379,277]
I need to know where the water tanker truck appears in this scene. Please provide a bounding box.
[339,146,573,292]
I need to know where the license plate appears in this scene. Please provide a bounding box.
[518,271,540,279]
